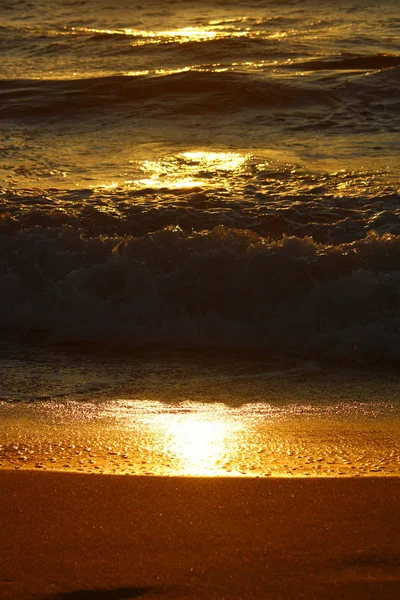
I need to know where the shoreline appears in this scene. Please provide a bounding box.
[1,471,399,599]
[1,466,399,478]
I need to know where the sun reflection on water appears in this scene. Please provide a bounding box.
[77,25,251,45]
[1,397,399,477]
[162,415,237,476]
[181,151,248,171]
[132,151,251,189]
[110,401,244,476]
[75,22,291,48]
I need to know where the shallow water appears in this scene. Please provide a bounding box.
[1,349,399,476]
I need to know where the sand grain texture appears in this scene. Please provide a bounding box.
[1,472,399,599]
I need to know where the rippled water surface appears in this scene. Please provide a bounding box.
[1,0,399,186]
[1,2,400,474]
[1,1,399,359]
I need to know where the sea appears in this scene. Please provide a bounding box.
[0,0,399,477]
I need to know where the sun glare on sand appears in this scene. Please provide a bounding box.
[136,403,242,476]
[109,401,242,476]
[162,417,234,476]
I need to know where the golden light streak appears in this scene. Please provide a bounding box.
[73,25,285,46]
[162,416,235,476]
[95,182,119,190]
[181,151,248,171]
[132,151,251,190]
[135,177,204,190]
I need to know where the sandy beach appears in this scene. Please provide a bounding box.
[1,471,399,600]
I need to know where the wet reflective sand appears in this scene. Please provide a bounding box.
[1,398,399,477]
[1,350,399,477]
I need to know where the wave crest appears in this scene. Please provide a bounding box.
[2,224,400,361]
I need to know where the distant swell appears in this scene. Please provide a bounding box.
[1,65,399,122]
[292,54,400,71]
[0,71,334,119]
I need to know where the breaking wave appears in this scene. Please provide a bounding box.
[1,0,399,365]
[2,221,400,361]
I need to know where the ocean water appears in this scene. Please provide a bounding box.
[1,0,400,357]
[1,0,399,476]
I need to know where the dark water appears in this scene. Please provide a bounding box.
[1,0,399,360]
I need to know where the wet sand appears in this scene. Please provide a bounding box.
[1,471,399,599]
